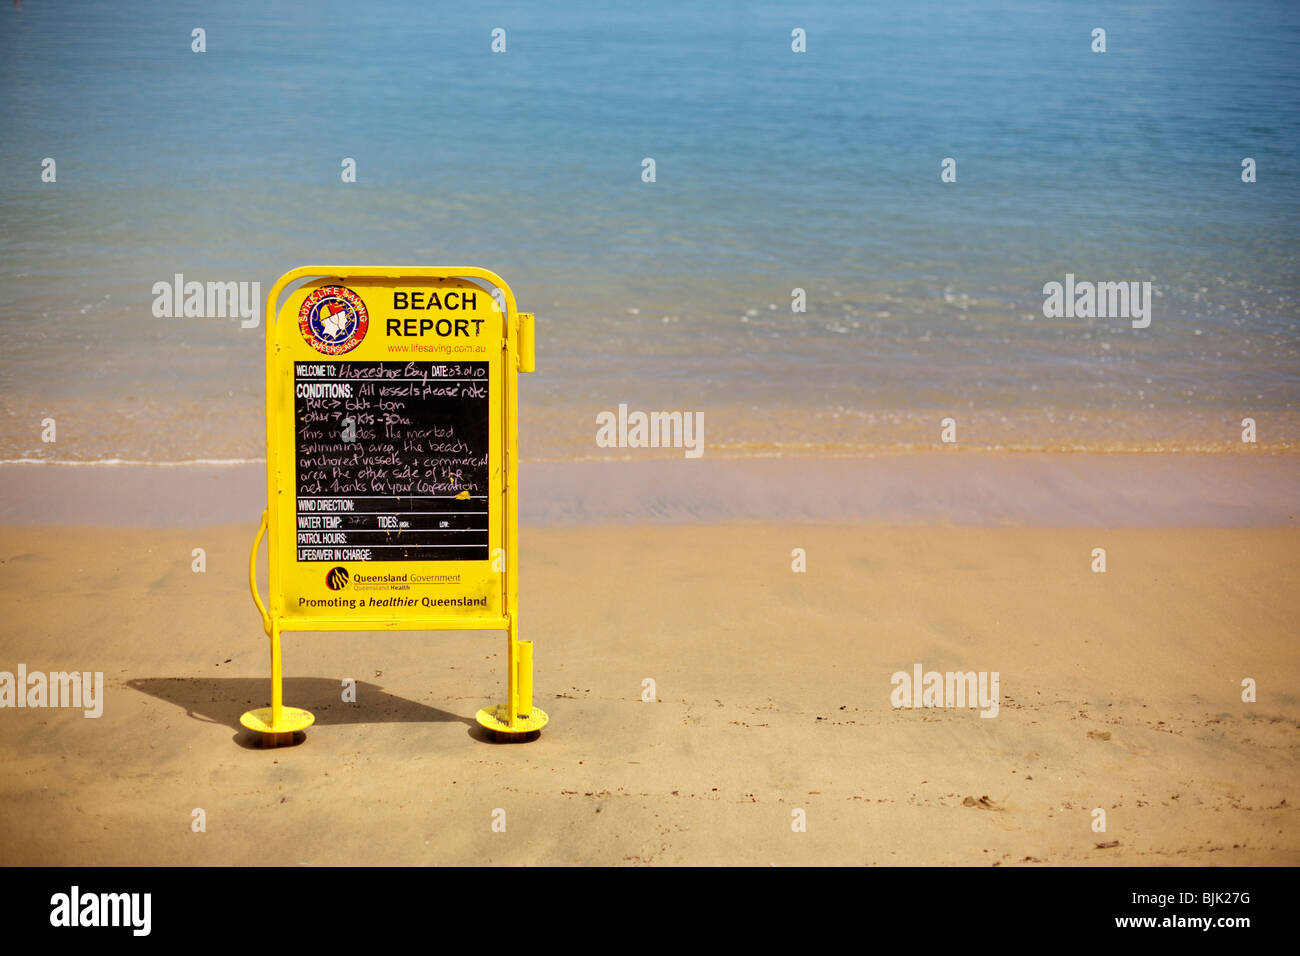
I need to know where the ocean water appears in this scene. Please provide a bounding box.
[1,0,1298,462]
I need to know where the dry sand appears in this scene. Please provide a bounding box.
[1,519,1296,866]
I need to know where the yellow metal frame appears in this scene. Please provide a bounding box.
[242,266,546,745]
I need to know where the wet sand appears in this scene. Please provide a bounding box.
[2,452,1297,527]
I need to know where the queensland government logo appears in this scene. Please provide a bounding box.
[325,567,350,590]
[299,286,369,355]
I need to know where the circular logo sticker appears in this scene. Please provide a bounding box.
[299,286,369,354]
[325,567,349,590]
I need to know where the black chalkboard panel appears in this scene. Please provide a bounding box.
[293,360,490,562]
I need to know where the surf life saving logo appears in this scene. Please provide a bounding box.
[299,286,369,355]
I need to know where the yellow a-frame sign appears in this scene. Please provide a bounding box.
[244,266,545,745]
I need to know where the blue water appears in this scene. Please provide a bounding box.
[2,0,1298,459]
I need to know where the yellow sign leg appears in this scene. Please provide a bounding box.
[241,623,315,747]
[476,619,547,740]
[244,515,314,746]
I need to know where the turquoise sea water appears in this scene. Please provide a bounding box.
[1,0,1298,460]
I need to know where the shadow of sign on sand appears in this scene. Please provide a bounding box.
[128,677,475,738]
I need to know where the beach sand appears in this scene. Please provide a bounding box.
[1,510,1296,866]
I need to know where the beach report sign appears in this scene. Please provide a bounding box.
[243,267,546,744]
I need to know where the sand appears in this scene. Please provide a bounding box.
[1,517,1296,866]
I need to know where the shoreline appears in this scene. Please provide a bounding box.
[0,451,1295,528]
